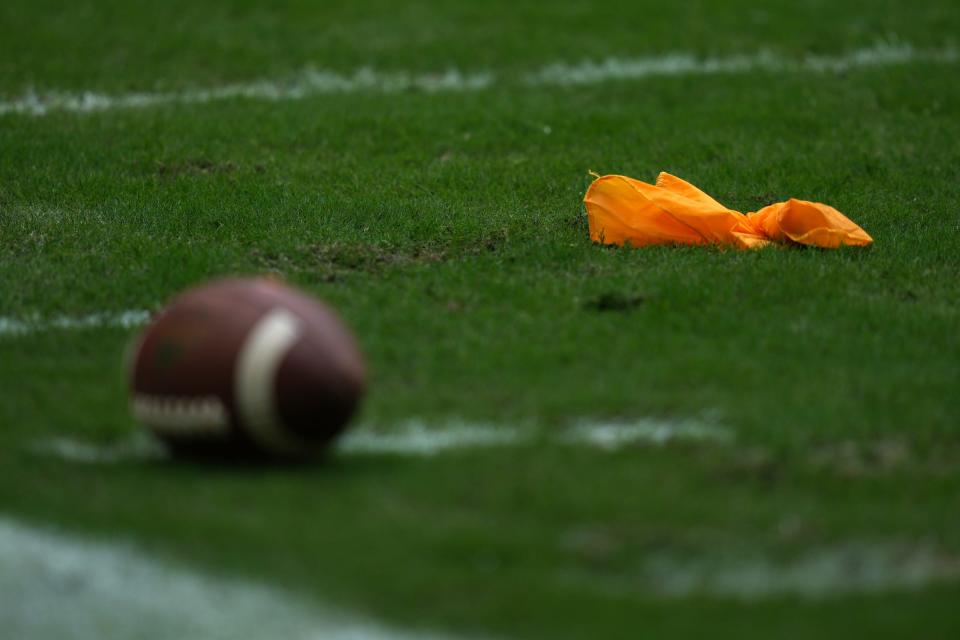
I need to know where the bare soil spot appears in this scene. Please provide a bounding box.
[250,242,448,281]
[154,158,240,178]
[583,292,646,312]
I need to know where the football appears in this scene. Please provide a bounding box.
[128,277,366,459]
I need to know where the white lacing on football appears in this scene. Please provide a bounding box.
[132,394,229,435]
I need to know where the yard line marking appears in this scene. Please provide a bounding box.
[0,68,493,116]
[0,516,470,640]
[527,41,959,86]
[34,434,167,464]
[337,420,524,456]
[637,542,960,599]
[560,418,732,450]
[32,418,731,463]
[0,42,955,117]
[0,309,150,337]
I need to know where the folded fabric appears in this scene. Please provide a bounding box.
[584,172,873,249]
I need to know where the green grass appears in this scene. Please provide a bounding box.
[2,1,960,638]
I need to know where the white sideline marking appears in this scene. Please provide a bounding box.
[4,517,957,619]
[0,42,955,117]
[0,517,464,640]
[638,543,960,599]
[32,418,731,463]
[0,309,150,337]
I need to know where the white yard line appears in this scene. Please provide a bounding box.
[0,68,493,116]
[527,41,959,85]
[33,418,732,463]
[0,42,955,117]
[339,418,731,456]
[34,434,168,464]
[0,516,466,640]
[561,418,732,450]
[639,543,960,599]
[0,310,150,337]
[338,420,525,456]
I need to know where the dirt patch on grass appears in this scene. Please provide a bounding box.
[713,447,784,487]
[721,438,960,482]
[310,243,446,271]
[249,228,512,281]
[154,159,266,178]
[807,439,914,477]
[250,242,448,281]
[583,292,646,312]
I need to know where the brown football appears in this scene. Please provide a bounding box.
[128,277,366,459]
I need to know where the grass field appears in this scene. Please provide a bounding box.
[2,1,960,638]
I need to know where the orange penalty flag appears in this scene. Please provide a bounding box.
[584,172,873,250]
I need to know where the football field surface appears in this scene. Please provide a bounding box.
[1,1,959,637]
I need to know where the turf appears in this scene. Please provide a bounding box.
[2,1,960,638]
